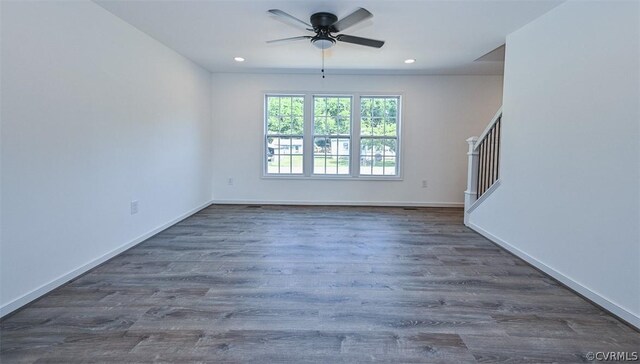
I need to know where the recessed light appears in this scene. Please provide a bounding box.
[234,57,245,62]
[404,59,416,64]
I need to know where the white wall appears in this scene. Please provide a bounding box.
[0,1,212,315]
[211,73,503,206]
[468,1,640,327]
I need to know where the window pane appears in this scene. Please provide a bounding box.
[315,97,327,116]
[361,98,372,115]
[267,97,280,116]
[267,116,279,135]
[292,116,304,135]
[313,155,326,174]
[280,97,292,116]
[337,138,350,156]
[314,137,330,153]
[360,138,374,159]
[339,99,350,117]
[383,157,396,175]
[361,117,372,136]
[326,98,338,117]
[278,116,291,134]
[337,156,350,175]
[292,97,304,117]
[385,138,397,156]
[314,117,327,135]
[371,117,383,136]
[337,116,350,135]
[372,98,384,117]
[371,153,384,175]
[291,155,303,174]
[360,158,372,175]
[386,98,398,117]
[325,116,338,134]
[281,157,293,174]
[385,117,397,137]
[267,160,279,174]
[291,137,304,155]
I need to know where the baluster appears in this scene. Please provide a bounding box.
[483,134,489,195]
[487,124,496,186]
[495,117,501,181]
[476,142,483,198]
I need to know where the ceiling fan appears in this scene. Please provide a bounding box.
[266,8,385,49]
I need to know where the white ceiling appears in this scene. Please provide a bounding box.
[94,0,563,75]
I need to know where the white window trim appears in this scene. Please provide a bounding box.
[262,91,404,181]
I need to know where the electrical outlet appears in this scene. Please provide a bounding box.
[227,178,234,186]
[130,200,139,215]
[422,180,428,188]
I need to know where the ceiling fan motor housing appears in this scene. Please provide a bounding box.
[310,12,338,28]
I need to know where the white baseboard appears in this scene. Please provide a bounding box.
[211,199,463,208]
[0,200,214,318]
[467,222,640,330]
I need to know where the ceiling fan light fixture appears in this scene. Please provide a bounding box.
[234,57,245,62]
[312,38,336,49]
[404,59,416,64]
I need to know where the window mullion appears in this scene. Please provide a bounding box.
[352,94,361,177]
[303,94,313,176]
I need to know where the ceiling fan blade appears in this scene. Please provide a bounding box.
[336,34,384,48]
[266,36,312,44]
[330,8,372,32]
[268,9,312,29]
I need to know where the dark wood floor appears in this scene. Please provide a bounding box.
[1,205,638,363]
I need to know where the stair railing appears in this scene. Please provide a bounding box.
[464,107,502,224]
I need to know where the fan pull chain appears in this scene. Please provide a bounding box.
[322,48,325,79]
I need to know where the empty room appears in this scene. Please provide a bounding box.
[1,0,639,362]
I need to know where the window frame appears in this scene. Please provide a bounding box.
[312,95,353,176]
[359,95,401,177]
[262,92,403,180]
[263,94,306,176]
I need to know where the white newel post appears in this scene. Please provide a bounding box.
[464,136,479,226]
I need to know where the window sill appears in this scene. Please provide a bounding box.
[261,174,403,181]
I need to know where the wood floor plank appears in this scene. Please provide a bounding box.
[1,205,638,362]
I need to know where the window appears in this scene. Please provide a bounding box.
[359,96,399,176]
[264,93,401,178]
[313,96,352,175]
[265,95,304,174]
